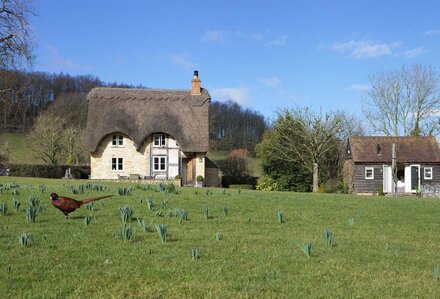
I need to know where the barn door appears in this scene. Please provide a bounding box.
[410,165,420,192]
[383,165,393,193]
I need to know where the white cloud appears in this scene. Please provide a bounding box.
[211,86,250,106]
[249,32,264,42]
[266,35,288,47]
[349,83,370,92]
[200,30,229,42]
[46,45,78,69]
[170,54,195,71]
[331,40,400,59]
[403,47,425,58]
[424,29,440,36]
[260,76,282,87]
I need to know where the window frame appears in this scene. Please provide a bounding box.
[424,167,433,180]
[153,134,166,147]
[153,156,167,172]
[112,135,124,147]
[111,157,124,171]
[365,167,374,180]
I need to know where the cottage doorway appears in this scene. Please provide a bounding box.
[181,158,195,186]
[404,165,420,193]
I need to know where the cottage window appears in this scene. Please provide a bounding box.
[154,134,166,147]
[112,135,124,146]
[424,167,433,180]
[365,167,374,179]
[153,156,166,171]
[112,157,123,171]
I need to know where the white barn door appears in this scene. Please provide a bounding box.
[383,165,393,193]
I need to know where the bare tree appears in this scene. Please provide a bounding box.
[0,0,34,69]
[363,64,440,136]
[272,107,349,192]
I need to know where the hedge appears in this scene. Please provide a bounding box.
[1,164,90,179]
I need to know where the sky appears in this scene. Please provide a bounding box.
[30,0,440,120]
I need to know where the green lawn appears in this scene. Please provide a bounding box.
[0,133,40,164]
[1,177,440,297]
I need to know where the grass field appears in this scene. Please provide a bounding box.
[1,177,440,298]
[0,133,40,164]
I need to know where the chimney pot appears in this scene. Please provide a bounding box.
[191,70,201,95]
[194,70,199,77]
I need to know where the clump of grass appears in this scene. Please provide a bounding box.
[84,215,93,226]
[25,206,37,223]
[191,248,199,260]
[137,183,153,191]
[277,211,285,224]
[323,230,336,248]
[11,189,19,195]
[147,197,155,211]
[27,195,40,207]
[119,206,134,224]
[176,209,188,223]
[0,203,7,216]
[154,211,163,217]
[137,218,153,233]
[155,224,167,242]
[237,188,241,195]
[19,233,32,247]
[215,231,222,240]
[300,243,312,258]
[12,199,20,212]
[117,186,133,196]
[223,207,228,216]
[203,207,209,220]
[221,189,226,195]
[347,218,354,227]
[384,243,390,251]
[121,225,135,242]
[434,265,440,281]
[38,184,46,193]
[86,203,94,211]
[161,198,168,209]
[205,189,213,196]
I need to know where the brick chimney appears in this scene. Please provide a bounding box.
[191,70,201,95]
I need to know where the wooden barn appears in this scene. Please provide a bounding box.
[343,136,440,195]
[85,71,220,187]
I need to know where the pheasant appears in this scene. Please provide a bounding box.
[50,192,113,218]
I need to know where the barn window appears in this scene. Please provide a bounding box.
[153,156,166,171]
[365,167,374,179]
[112,135,124,146]
[111,157,123,171]
[424,167,433,180]
[153,134,166,147]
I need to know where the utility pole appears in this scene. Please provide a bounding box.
[392,143,397,197]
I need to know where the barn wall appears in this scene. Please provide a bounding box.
[354,164,384,194]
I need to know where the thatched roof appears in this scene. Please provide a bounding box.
[348,136,440,163]
[85,87,210,153]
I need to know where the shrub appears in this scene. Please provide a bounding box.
[217,156,251,186]
[4,163,90,179]
[196,175,204,182]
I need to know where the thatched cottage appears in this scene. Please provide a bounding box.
[85,71,219,186]
[343,136,440,194]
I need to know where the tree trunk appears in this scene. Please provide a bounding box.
[313,162,319,192]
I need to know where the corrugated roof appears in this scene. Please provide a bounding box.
[85,87,211,153]
[348,136,440,163]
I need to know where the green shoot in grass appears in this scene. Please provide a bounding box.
[147,197,155,211]
[84,215,93,226]
[121,225,135,242]
[154,211,163,217]
[384,243,390,251]
[205,189,213,196]
[86,203,94,211]
[12,198,20,212]
[38,184,46,193]
[191,248,199,260]
[277,211,284,224]
[0,203,7,216]
[137,218,153,233]
[11,189,19,195]
[237,188,241,195]
[19,233,32,247]
[300,243,312,258]
[434,265,440,281]
[25,206,36,223]
[175,209,188,223]
[155,224,167,242]
[203,207,209,220]
[223,207,228,216]
[27,195,40,207]
[348,218,354,227]
[117,186,133,196]
[323,230,336,248]
[119,206,134,224]
[161,198,168,209]
[221,189,226,195]
[215,231,222,240]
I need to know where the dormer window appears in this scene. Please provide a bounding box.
[112,135,123,146]
[154,134,166,147]
[376,144,381,155]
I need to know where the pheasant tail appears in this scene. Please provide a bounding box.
[80,195,114,206]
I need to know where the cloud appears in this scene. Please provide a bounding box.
[248,32,264,42]
[331,40,400,59]
[200,30,228,42]
[403,47,425,58]
[260,76,282,87]
[170,54,195,71]
[211,86,250,106]
[424,29,440,36]
[46,45,78,69]
[266,35,288,47]
[349,83,370,92]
